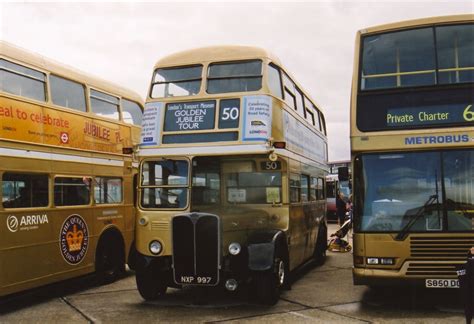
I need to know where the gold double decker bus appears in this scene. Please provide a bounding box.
[135,46,328,305]
[0,42,143,297]
[351,15,474,288]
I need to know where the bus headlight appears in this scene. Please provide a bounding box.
[367,257,394,265]
[380,258,394,265]
[149,240,162,255]
[228,242,241,256]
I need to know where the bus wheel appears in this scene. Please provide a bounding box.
[313,224,327,265]
[254,256,286,305]
[136,266,167,301]
[96,236,125,284]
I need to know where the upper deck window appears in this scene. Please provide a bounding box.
[207,60,262,94]
[361,27,436,90]
[90,89,120,120]
[0,59,46,101]
[436,24,474,84]
[50,75,86,112]
[122,99,143,125]
[361,23,473,90]
[267,64,283,98]
[151,65,202,98]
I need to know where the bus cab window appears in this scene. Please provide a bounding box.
[141,160,189,209]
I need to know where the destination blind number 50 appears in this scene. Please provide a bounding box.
[221,107,239,120]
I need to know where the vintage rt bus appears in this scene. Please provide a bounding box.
[135,46,328,305]
[350,15,474,288]
[0,41,143,297]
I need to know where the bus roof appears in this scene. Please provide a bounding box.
[1,41,143,104]
[153,45,283,69]
[151,45,323,114]
[358,14,473,36]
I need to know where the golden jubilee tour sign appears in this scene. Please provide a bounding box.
[0,97,132,153]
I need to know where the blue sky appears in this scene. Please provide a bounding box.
[2,1,472,161]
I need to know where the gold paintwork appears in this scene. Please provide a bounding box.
[0,42,144,297]
[137,46,329,275]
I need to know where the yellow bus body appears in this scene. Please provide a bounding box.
[350,15,474,287]
[0,42,143,297]
[135,46,328,304]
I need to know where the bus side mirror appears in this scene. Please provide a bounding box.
[338,167,349,181]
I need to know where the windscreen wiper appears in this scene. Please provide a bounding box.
[395,194,438,241]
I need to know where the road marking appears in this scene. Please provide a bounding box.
[289,311,315,320]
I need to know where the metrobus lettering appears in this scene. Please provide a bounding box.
[84,122,111,141]
[19,214,49,226]
[405,135,469,145]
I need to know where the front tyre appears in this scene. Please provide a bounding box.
[254,257,286,305]
[135,266,167,301]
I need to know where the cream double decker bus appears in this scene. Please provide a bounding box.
[135,46,328,305]
[0,42,143,297]
[351,15,474,288]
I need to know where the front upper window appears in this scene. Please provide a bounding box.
[151,65,202,98]
[360,23,473,90]
[207,60,262,94]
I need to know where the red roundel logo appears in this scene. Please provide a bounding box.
[60,132,69,144]
[60,214,89,265]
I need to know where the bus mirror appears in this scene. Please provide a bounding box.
[338,167,349,181]
[269,152,278,162]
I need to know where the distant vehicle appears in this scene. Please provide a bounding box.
[350,15,474,288]
[325,174,339,222]
[134,45,329,305]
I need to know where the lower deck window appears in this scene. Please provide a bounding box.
[226,172,281,204]
[2,173,48,208]
[94,177,122,204]
[54,177,91,206]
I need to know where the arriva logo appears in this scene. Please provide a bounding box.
[7,215,19,232]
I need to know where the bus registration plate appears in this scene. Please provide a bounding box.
[425,279,459,288]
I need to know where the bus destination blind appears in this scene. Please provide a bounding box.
[164,101,216,131]
[386,104,473,128]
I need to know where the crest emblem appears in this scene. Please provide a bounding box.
[60,214,89,265]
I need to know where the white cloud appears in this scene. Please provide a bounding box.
[2,2,472,161]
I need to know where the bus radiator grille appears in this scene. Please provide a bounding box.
[171,213,220,286]
[410,236,474,258]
